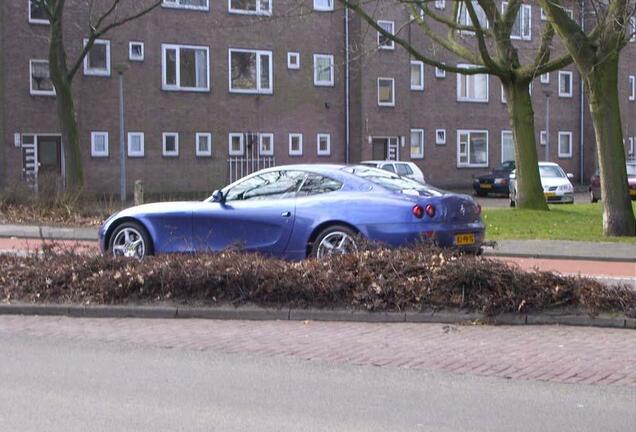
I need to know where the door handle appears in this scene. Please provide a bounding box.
[281,211,292,218]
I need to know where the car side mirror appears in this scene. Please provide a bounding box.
[567,173,575,180]
[211,189,225,203]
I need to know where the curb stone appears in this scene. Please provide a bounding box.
[0,303,632,329]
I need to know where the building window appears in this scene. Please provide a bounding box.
[630,17,636,42]
[501,131,515,163]
[29,60,55,96]
[229,0,271,15]
[502,2,531,40]
[289,133,303,156]
[162,44,209,92]
[162,132,179,157]
[435,66,446,78]
[259,133,274,156]
[162,0,209,11]
[377,21,395,50]
[501,84,507,104]
[29,0,48,24]
[287,52,300,70]
[229,49,273,94]
[540,72,549,84]
[628,137,635,158]
[317,133,331,156]
[558,71,573,97]
[434,0,445,9]
[229,133,244,156]
[91,132,109,157]
[457,130,488,167]
[377,78,395,106]
[127,132,145,157]
[629,75,635,101]
[457,64,489,102]
[457,1,489,32]
[83,39,111,77]
[313,0,333,12]
[196,133,212,157]
[410,60,424,91]
[410,129,424,159]
[540,130,547,146]
[129,42,144,62]
[436,129,446,145]
[313,54,334,87]
[558,131,572,158]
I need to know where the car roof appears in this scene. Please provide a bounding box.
[360,160,410,164]
[537,161,560,167]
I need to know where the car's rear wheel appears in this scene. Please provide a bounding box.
[109,221,153,258]
[509,189,516,207]
[311,225,359,259]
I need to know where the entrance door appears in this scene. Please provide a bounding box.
[371,137,399,160]
[37,136,62,176]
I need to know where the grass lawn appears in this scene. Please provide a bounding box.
[482,202,636,243]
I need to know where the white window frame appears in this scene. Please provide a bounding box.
[28,0,49,25]
[434,0,445,9]
[500,130,516,163]
[83,39,111,77]
[317,133,331,156]
[162,44,210,92]
[558,71,573,97]
[129,41,145,62]
[410,129,425,159]
[29,59,55,96]
[629,75,635,101]
[162,0,210,11]
[313,54,334,87]
[435,129,446,145]
[457,129,489,168]
[228,0,272,15]
[162,132,180,157]
[630,17,636,42]
[540,72,550,84]
[457,1,489,33]
[229,133,244,156]
[456,64,489,103]
[377,77,395,106]
[287,52,300,70]
[435,65,446,78]
[502,2,532,40]
[288,133,303,156]
[127,132,145,157]
[196,133,212,157]
[377,20,395,50]
[540,130,547,146]
[228,48,273,94]
[501,84,507,104]
[91,132,109,158]
[558,131,573,158]
[410,60,424,91]
[259,133,274,156]
[628,137,635,157]
[313,0,334,12]
[540,8,547,21]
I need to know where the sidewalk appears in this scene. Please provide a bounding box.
[0,223,634,262]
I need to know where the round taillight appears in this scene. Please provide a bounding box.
[425,204,436,218]
[412,204,424,219]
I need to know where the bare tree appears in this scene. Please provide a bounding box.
[33,0,161,192]
[342,0,573,210]
[539,0,635,236]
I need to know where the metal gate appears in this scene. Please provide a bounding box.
[227,133,276,183]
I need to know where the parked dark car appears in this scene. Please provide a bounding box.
[589,162,636,203]
[472,160,516,197]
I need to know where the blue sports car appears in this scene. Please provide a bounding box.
[99,164,485,260]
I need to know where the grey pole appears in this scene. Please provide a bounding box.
[115,65,128,203]
[544,90,551,162]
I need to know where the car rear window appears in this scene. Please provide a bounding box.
[627,164,636,176]
[343,166,442,196]
[395,164,413,176]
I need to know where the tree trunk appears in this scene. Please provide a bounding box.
[48,9,84,192]
[586,54,636,236]
[505,81,549,210]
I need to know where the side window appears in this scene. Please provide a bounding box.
[396,164,413,176]
[298,174,343,197]
[224,171,305,201]
[381,164,396,173]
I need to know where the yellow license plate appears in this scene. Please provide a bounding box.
[455,233,475,246]
[630,190,636,196]
[480,183,492,189]
[544,192,556,198]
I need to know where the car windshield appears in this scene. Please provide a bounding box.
[343,166,442,196]
[627,164,636,176]
[539,165,565,178]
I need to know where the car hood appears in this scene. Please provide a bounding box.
[541,177,571,188]
[476,171,509,181]
[115,201,199,218]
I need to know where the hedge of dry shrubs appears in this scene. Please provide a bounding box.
[1,244,634,316]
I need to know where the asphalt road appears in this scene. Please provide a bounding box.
[1,329,634,432]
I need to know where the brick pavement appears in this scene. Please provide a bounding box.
[0,316,634,387]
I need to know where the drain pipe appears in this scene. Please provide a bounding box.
[578,0,585,184]
[344,4,351,164]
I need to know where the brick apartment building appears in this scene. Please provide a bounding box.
[0,0,634,195]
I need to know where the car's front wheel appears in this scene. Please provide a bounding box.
[311,225,359,259]
[109,221,153,258]
[509,188,516,207]
[589,189,598,203]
